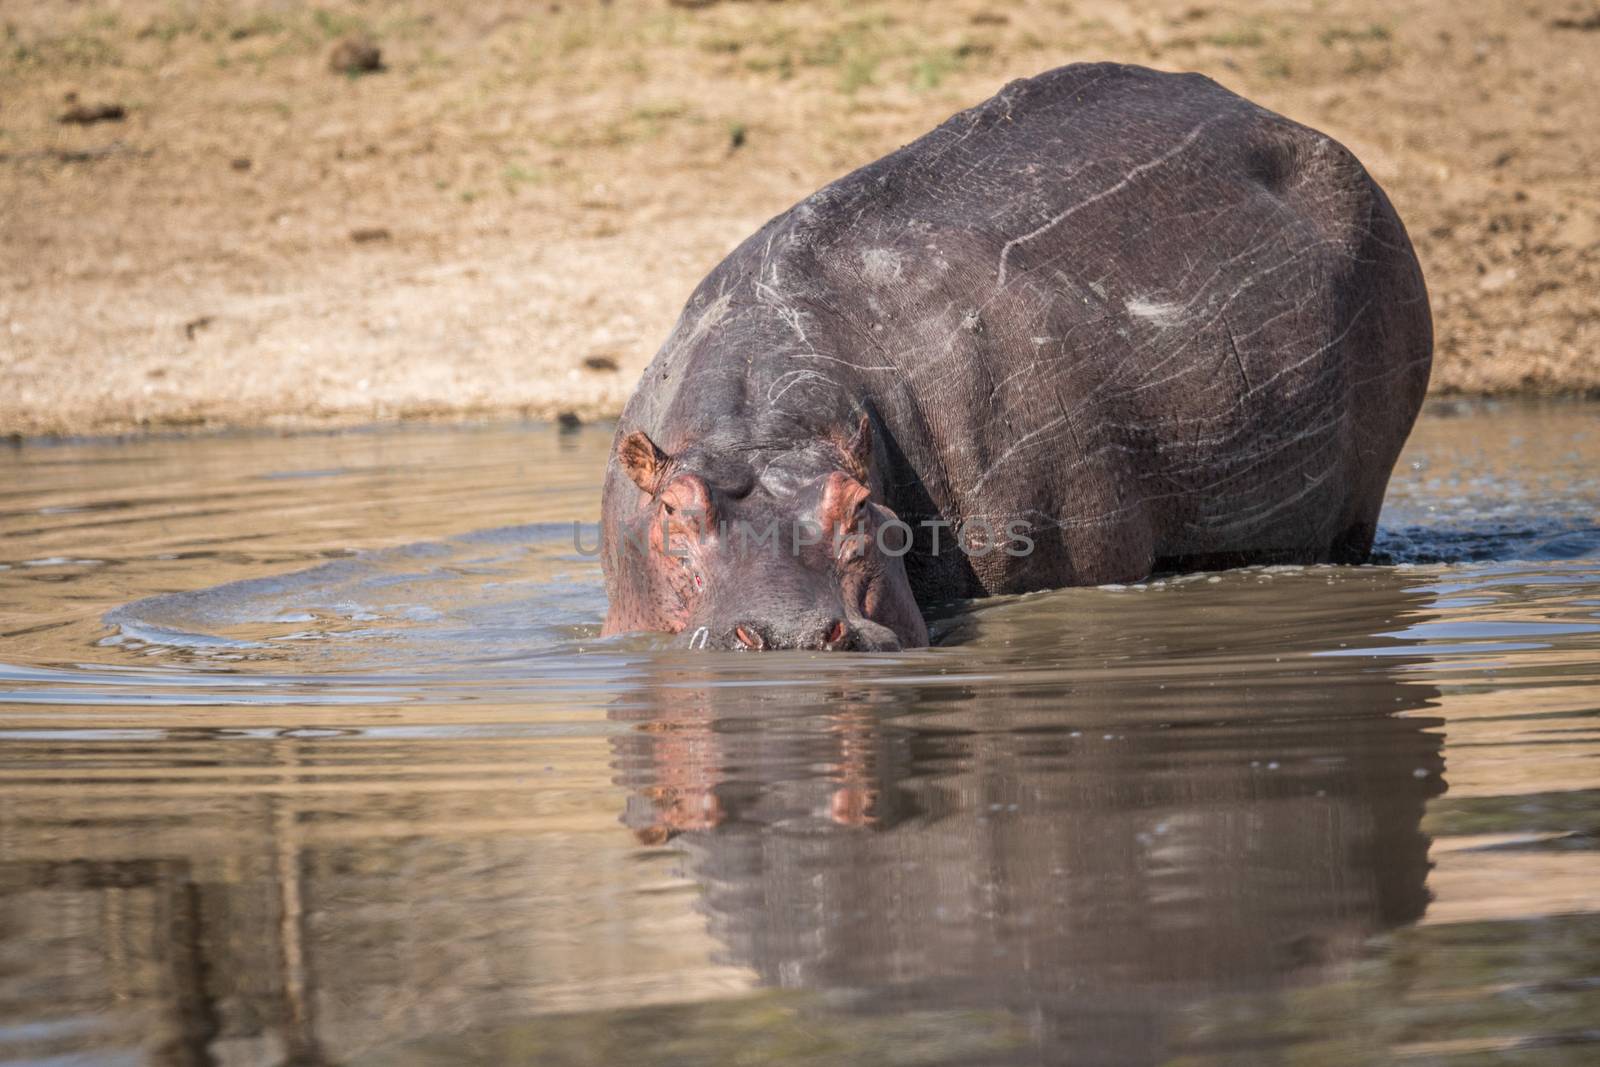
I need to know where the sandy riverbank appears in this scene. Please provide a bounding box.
[2,0,1596,437]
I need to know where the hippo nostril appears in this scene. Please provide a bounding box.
[733,624,765,651]
[825,619,849,647]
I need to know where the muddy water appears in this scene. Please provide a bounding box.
[1,403,1597,1067]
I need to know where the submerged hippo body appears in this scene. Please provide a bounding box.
[601,63,1432,651]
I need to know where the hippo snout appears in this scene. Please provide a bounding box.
[674,614,903,652]
[726,617,853,652]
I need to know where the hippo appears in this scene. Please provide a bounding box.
[600,62,1432,651]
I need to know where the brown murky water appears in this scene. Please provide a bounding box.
[2,402,1598,1066]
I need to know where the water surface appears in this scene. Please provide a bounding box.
[2,403,1598,1066]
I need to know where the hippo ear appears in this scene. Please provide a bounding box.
[819,470,872,546]
[836,412,872,481]
[617,430,670,494]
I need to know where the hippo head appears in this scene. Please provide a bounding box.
[603,417,928,651]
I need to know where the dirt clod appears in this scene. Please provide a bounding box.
[58,102,125,125]
[582,355,621,372]
[328,36,383,76]
[349,227,392,244]
[1551,12,1600,30]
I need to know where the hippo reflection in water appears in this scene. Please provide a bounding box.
[610,578,1447,1066]
[600,63,1431,650]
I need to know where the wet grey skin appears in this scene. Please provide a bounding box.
[600,62,1432,651]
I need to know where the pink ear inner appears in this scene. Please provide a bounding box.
[819,472,871,546]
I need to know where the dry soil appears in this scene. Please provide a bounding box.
[2,0,1596,436]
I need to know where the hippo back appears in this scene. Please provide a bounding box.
[606,63,1432,602]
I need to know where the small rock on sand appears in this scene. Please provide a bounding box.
[58,101,125,125]
[328,37,383,75]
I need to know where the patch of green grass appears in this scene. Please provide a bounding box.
[838,51,877,93]
[736,24,812,79]
[1342,46,1394,74]
[750,25,801,52]
[800,23,857,66]
[373,13,433,41]
[715,12,994,95]
[502,163,545,190]
[744,52,796,79]
[137,12,198,44]
[7,26,121,68]
[630,102,694,141]
[228,13,287,41]
[1424,789,1600,837]
[794,16,898,94]
[632,102,687,123]
[347,992,1024,1067]
[1259,51,1293,79]
[628,101,690,138]
[540,101,695,150]
[1207,23,1266,48]
[84,11,121,35]
[312,8,367,40]
[1321,23,1391,46]
[909,47,962,90]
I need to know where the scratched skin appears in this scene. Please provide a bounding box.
[601,63,1432,650]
